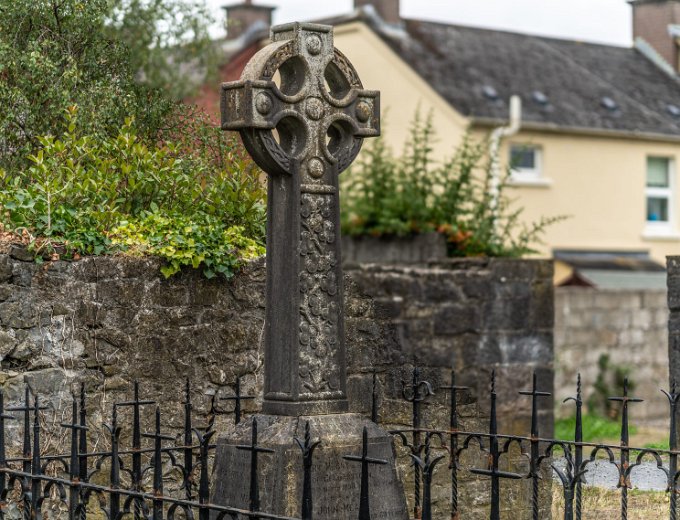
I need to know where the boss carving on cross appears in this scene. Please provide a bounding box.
[221,22,380,180]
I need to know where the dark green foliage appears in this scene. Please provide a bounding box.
[0,0,215,171]
[587,354,636,420]
[0,109,266,278]
[340,112,562,257]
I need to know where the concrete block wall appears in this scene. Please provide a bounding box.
[555,287,669,423]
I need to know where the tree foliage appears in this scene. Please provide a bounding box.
[106,0,218,99]
[0,0,266,278]
[0,0,216,170]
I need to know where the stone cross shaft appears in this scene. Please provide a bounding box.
[221,22,380,416]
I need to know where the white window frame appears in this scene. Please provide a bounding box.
[508,144,549,186]
[644,156,677,239]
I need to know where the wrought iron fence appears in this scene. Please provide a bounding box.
[0,381,307,520]
[385,368,678,520]
[0,371,677,520]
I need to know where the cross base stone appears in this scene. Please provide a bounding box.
[212,413,409,519]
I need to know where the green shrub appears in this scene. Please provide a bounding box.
[586,354,637,420]
[0,108,265,278]
[340,112,562,257]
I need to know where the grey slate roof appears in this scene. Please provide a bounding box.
[337,12,680,139]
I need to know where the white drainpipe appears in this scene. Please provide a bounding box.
[489,95,522,218]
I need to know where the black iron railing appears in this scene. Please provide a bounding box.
[0,371,677,520]
[385,368,680,520]
[0,381,307,520]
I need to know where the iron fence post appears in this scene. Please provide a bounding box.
[151,407,164,520]
[417,433,445,520]
[117,381,154,520]
[295,421,320,520]
[402,367,433,519]
[30,397,41,520]
[441,370,468,520]
[183,380,194,500]
[489,373,500,520]
[0,391,14,520]
[6,387,39,520]
[78,384,87,520]
[108,405,121,520]
[237,418,274,518]
[197,427,215,520]
[61,396,87,520]
[221,377,255,426]
[343,427,388,520]
[469,372,522,520]
[564,374,584,520]
[609,378,643,520]
[663,381,680,520]
[519,372,551,520]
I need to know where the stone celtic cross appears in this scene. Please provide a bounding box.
[221,22,380,416]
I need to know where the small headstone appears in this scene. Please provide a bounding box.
[213,22,408,518]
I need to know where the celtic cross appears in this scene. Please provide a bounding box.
[221,22,380,416]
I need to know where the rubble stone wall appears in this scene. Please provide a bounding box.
[0,249,553,519]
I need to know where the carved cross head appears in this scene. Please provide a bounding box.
[221,22,380,181]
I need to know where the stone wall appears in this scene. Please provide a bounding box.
[345,258,555,436]
[345,258,555,519]
[555,287,669,423]
[0,249,554,519]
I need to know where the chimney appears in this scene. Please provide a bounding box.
[630,0,680,71]
[223,0,276,40]
[354,0,401,25]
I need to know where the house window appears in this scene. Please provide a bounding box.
[646,157,673,226]
[509,144,542,181]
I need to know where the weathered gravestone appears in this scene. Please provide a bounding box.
[212,22,409,519]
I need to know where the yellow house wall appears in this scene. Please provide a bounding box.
[491,130,680,263]
[334,22,680,264]
[333,22,468,159]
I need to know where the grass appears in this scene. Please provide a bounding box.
[551,485,669,519]
[552,415,671,518]
[554,414,638,444]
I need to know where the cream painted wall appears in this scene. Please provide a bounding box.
[334,23,469,160]
[496,131,680,262]
[334,22,680,264]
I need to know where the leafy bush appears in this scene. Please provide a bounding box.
[340,112,561,257]
[587,354,636,420]
[0,108,266,278]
